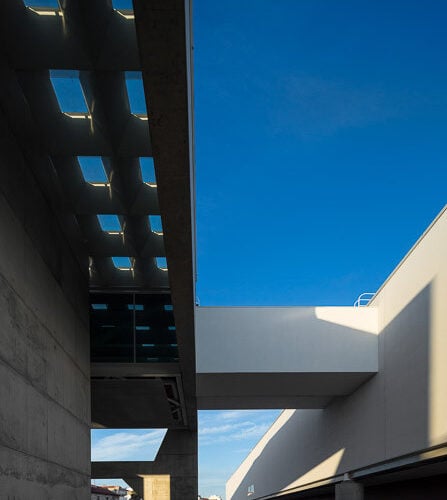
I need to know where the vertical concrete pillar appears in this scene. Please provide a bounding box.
[155,429,198,500]
[123,476,144,499]
[142,474,171,500]
[335,481,364,500]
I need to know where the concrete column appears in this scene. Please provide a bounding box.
[117,430,197,500]
[335,481,364,500]
[156,429,198,500]
[142,475,170,500]
[123,477,144,499]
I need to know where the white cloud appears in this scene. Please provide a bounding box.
[199,420,271,446]
[91,429,167,462]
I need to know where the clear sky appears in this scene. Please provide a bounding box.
[95,1,447,498]
[195,0,447,307]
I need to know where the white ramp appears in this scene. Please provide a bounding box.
[196,306,378,409]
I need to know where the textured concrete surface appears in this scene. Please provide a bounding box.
[0,166,90,496]
[335,481,364,500]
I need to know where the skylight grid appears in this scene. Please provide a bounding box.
[98,215,121,232]
[156,257,168,270]
[149,215,163,234]
[112,256,132,269]
[125,72,147,115]
[78,157,108,183]
[50,70,88,114]
[139,157,156,184]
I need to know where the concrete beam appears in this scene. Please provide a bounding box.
[196,306,378,409]
[133,0,197,428]
[92,429,197,500]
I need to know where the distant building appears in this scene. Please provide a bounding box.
[102,485,134,498]
[91,485,120,500]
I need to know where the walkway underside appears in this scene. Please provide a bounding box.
[195,306,378,409]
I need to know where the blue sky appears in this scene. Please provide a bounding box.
[195,0,447,307]
[91,1,447,498]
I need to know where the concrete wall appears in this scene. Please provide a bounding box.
[0,108,91,498]
[227,206,447,499]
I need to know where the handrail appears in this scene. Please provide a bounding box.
[353,292,375,307]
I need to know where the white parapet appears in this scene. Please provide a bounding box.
[196,305,378,409]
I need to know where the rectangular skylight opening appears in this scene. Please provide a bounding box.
[125,72,147,116]
[156,257,168,271]
[164,304,173,311]
[136,326,151,331]
[50,70,89,115]
[112,256,132,270]
[168,326,176,331]
[112,0,132,8]
[78,156,108,184]
[149,215,163,235]
[139,157,156,185]
[91,303,108,310]
[25,0,59,6]
[25,0,61,15]
[128,304,144,311]
[98,215,121,233]
[142,344,155,347]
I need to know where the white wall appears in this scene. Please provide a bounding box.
[227,206,447,499]
[196,306,378,409]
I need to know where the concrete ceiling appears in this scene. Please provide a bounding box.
[1,0,196,432]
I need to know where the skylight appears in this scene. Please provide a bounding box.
[50,70,88,115]
[136,326,151,331]
[111,0,132,9]
[25,0,61,13]
[25,0,59,6]
[149,215,163,234]
[168,326,176,331]
[156,257,168,270]
[125,72,147,115]
[164,304,173,311]
[128,304,144,311]
[91,304,107,310]
[98,215,121,232]
[78,157,108,184]
[112,256,132,270]
[139,157,156,184]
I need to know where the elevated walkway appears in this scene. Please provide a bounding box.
[196,305,378,409]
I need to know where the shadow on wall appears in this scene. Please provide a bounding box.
[196,304,379,409]
[228,283,432,499]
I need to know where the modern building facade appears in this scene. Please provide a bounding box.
[226,207,447,500]
[1,1,447,500]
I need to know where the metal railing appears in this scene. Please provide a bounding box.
[353,292,375,307]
